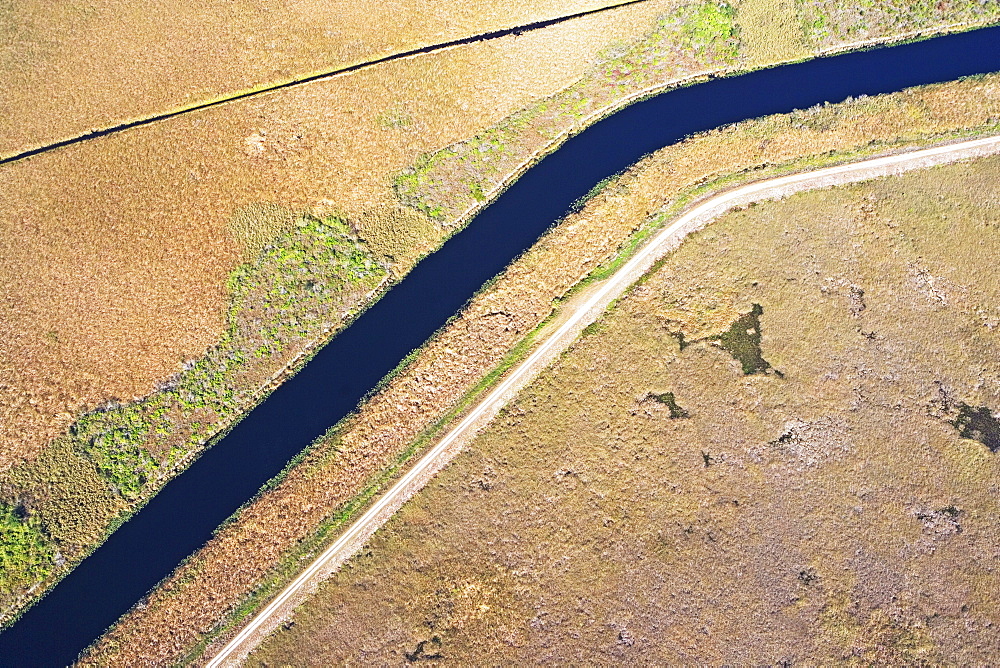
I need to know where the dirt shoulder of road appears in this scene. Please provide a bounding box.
[210,135,1000,668]
[249,150,1000,665]
[79,73,1000,666]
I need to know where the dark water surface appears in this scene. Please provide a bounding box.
[3,25,1000,666]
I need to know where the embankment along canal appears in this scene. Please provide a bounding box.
[3,25,1000,666]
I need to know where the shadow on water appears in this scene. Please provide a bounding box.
[3,24,1000,667]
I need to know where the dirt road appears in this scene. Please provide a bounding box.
[205,133,1000,666]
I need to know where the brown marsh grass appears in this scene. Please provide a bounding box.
[7,0,1000,642]
[0,0,671,467]
[0,0,677,625]
[248,152,1000,666]
[83,74,1000,665]
[0,0,631,158]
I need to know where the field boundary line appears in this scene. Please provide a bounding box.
[205,133,1000,667]
[0,0,652,166]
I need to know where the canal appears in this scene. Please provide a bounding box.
[2,24,1000,666]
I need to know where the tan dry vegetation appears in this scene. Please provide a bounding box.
[0,0,632,158]
[737,0,810,64]
[249,155,1000,665]
[799,0,1000,52]
[7,0,999,641]
[0,0,671,467]
[82,75,1000,665]
[394,0,746,224]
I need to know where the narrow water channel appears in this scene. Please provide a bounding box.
[3,25,1000,666]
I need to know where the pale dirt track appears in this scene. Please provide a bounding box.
[205,134,1000,667]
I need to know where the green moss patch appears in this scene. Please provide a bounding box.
[710,303,782,376]
[0,502,53,597]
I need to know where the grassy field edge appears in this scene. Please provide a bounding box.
[174,114,1000,665]
[20,19,993,639]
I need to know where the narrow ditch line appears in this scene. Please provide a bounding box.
[0,0,652,167]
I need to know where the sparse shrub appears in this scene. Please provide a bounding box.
[0,502,53,595]
[1,211,389,594]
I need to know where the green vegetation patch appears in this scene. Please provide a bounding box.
[225,213,386,354]
[710,303,782,376]
[649,392,688,420]
[647,391,690,418]
[393,1,742,224]
[675,0,741,60]
[0,502,53,597]
[79,411,160,500]
[951,404,1000,452]
[796,0,1000,48]
[3,437,125,552]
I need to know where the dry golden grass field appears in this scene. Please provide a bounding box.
[82,74,1000,665]
[4,0,1000,649]
[248,152,1000,666]
[1,0,762,625]
[0,0,631,158]
[0,0,669,469]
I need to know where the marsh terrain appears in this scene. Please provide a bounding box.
[250,152,1000,665]
[1,0,1000,663]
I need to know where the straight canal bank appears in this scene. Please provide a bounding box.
[3,24,1000,666]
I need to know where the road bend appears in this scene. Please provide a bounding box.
[207,133,1000,666]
